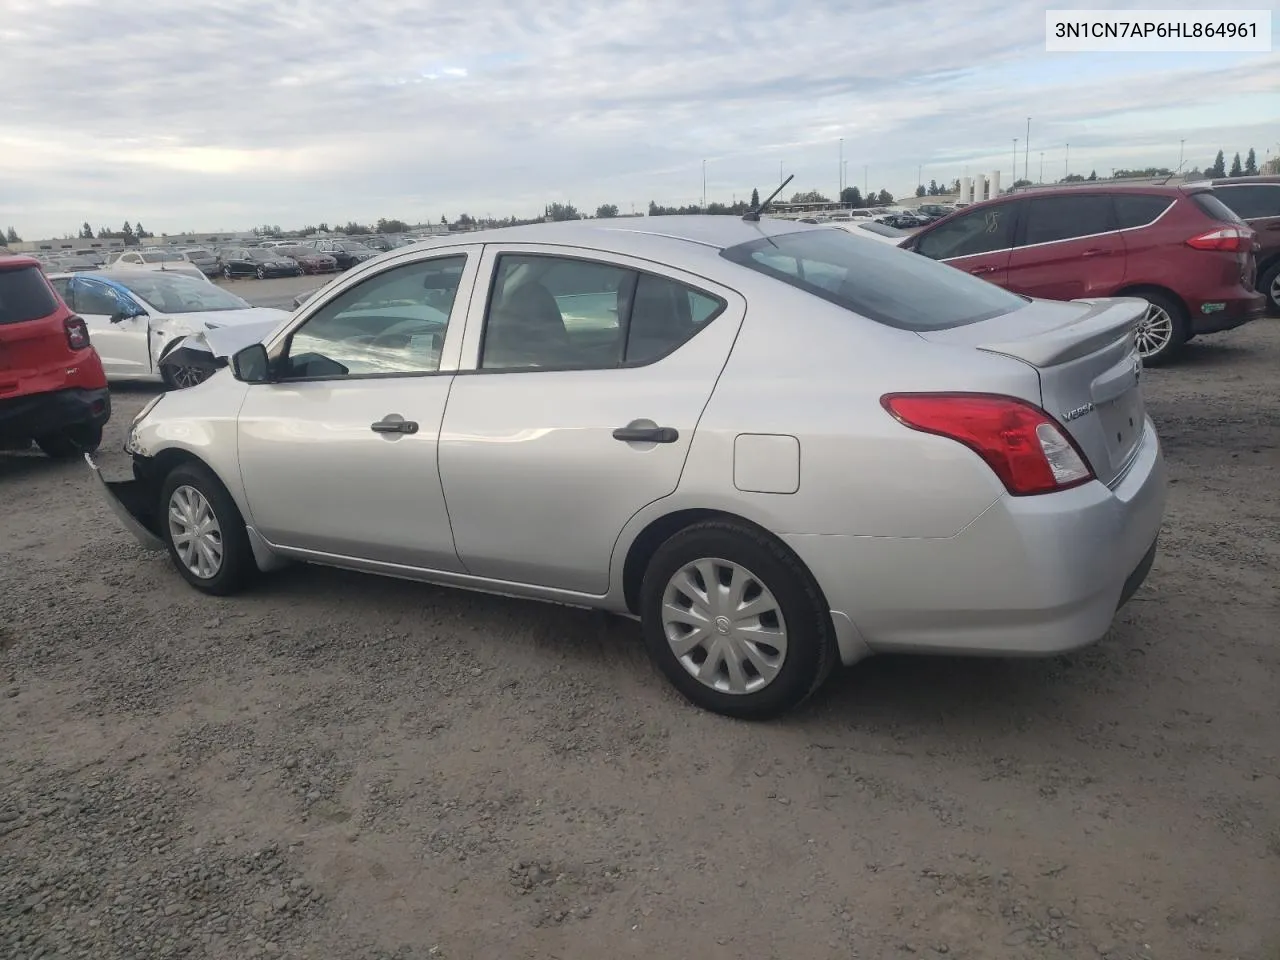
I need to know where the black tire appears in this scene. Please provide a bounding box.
[1259,260,1280,316]
[157,461,254,595]
[639,520,837,720]
[34,422,102,459]
[1133,289,1189,367]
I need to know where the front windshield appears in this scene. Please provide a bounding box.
[140,251,186,263]
[113,274,253,313]
[337,241,372,252]
[250,249,287,261]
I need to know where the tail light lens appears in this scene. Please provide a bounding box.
[1185,225,1253,253]
[881,393,1095,496]
[64,315,91,350]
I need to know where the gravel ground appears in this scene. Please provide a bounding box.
[2,317,1278,960]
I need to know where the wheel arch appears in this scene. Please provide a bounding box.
[1112,283,1189,319]
[620,507,827,617]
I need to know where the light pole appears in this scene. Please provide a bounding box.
[918,164,922,193]
[1065,143,1070,180]
[843,160,849,198]
[1179,138,1185,173]
[701,159,707,210]
[1039,152,1044,183]
[839,138,844,198]
[1024,117,1031,182]
[1012,138,1018,183]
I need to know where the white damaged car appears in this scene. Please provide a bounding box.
[48,271,290,388]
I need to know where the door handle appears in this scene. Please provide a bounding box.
[1081,248,1110,258]
[371,415,418,435]
[612,425,679,444]
[968,265,997,275]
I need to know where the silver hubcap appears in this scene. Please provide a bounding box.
[661,558,788,695]
[168,485,223,579]
[1269,272,1280,306]
[169,365,208,389]
[1135,302,1173,358]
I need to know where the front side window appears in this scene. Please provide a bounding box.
[280,255,465,379]
[75,279,128,316]
[915,205,1015,259]
[479,254,724,370]
[722,228,1026,331]
[1213,184,1280,220]
[1021,195,1115,246]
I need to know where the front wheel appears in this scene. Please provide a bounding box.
[1133,291,1189,366]
[222,266,233,279]
[162,361,213,390]
[639,520,837,720]
[255,266,266,280]
[34,422,102,459]
[158,461,254,595]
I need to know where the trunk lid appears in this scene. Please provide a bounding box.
[920,296,1148,486]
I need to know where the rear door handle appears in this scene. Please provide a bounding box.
[1081,248,1111,258]
[371,415,419,435]
[612,425,679,443]
[967,265,997,275]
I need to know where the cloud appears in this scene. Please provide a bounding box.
[1,0,1276,236]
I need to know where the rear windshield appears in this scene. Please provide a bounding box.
[720,229,1027,331]
[0,266,60,325]
[1191,192,1244,225]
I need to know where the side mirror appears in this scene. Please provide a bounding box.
[231,343,271,383]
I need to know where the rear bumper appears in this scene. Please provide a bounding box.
[1187,291,1266,335]
[786,417,1167,662]
[0,387,110,441]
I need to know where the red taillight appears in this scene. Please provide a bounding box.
[1185,225,1252,253]
[881,393,1095,496]
[64,315,91,351]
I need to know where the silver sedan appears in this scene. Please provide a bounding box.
[90,215,1166,719]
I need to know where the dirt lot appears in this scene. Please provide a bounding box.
[2,317,1278,960]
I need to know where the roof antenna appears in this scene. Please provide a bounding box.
[743,174,794,222]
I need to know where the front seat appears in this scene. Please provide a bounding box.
[483,280,572,367]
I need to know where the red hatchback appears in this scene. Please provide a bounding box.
[900,183,1266,364]
[0,255,111,457]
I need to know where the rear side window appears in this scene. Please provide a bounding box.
[915,205,1015,259]
[1212,184,1280,220]
[1113,194,1173,228]
[0,267,59,325]
[1022,195,1115,245]
[1190,192,1244,225]
[721,229,1027,331]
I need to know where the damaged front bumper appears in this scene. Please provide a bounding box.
[85,451,166,552]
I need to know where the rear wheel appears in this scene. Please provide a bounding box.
[1133,291,1189,366]
[639,520,836,720]
[158,461,254,595]
[34,422,102,459]
[255,266,266,280]
[1259,260,1280,316]
[223,266,233,279]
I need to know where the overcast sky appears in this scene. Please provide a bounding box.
[2,0,1276,238]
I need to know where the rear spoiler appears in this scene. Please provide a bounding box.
[976,298,1145,367]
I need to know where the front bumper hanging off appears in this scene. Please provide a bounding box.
[85,452,166,552]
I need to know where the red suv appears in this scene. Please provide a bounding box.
[901,183,1266,364]
[0,255,111,457]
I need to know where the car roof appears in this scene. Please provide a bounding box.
[0,254,43,271]
[1202,175,1280,186]
[401,216,814,263]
